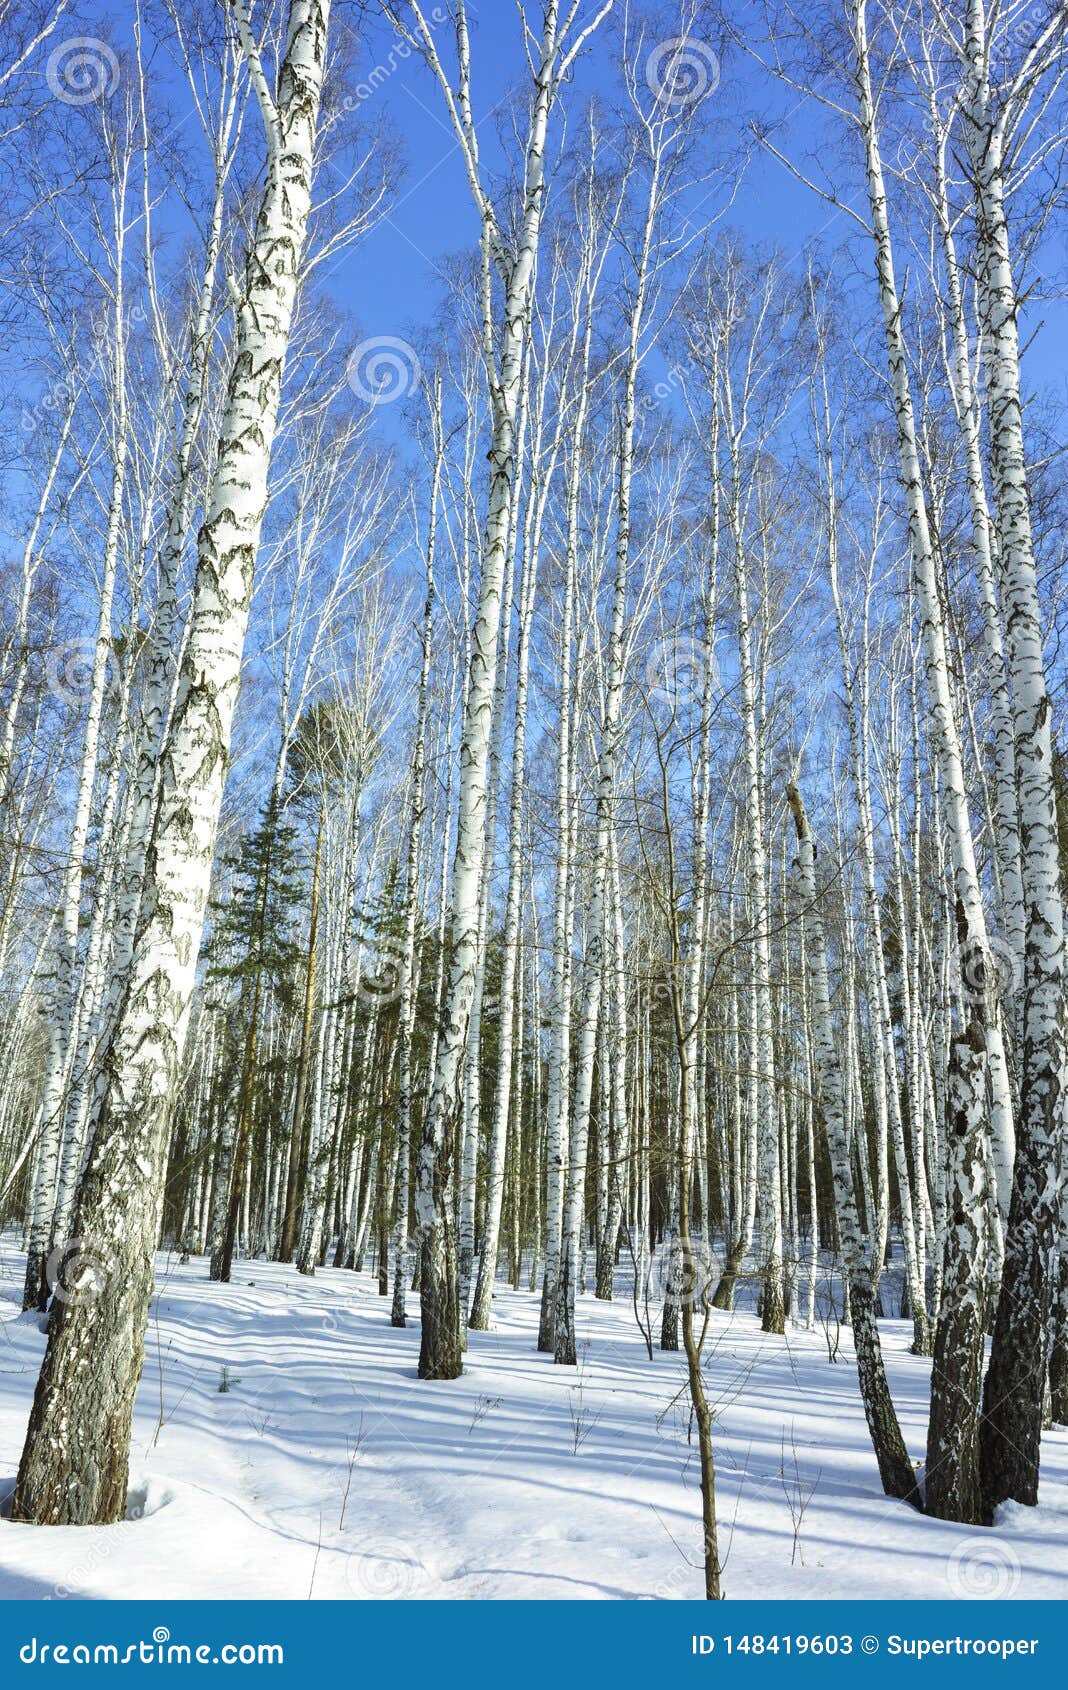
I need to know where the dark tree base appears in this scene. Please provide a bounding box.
[660,1300,679,1351]
[13,1245,154,1526]
[553,1256,576,1365]
[536,1272,555,1352]
[418,1231,462,1380]
[1049,1258,1068,1426]
[21,1245,49,1314]
[851,1280,922,1509]
[712,1242,745,1312]
[761,1267,786,1336]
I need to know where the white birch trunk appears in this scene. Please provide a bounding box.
[959,0,1067,1510]
[12,0,332,1526]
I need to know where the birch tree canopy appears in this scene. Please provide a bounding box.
[0,0,1066,1595]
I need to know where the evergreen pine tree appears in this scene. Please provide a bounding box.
[206,790,303,1282]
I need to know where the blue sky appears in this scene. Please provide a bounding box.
[314,3,1066,428]
[18,2,1066,468]
[330,3,840,341]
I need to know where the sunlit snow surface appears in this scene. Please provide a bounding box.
[1,1245,1065,1600]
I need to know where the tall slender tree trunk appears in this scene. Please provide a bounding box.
[391,378,442,1327]
[24,213,131,1312]
[926,1024,988,1523]
[851,0,996,1424]
[11,0,331,1526]
[960,0,1067,1513]
[415,5,572,1380]
[788,783,919,1505]
[280,807,323,1262]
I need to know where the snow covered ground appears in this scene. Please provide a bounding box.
[0,1240,1066,1601]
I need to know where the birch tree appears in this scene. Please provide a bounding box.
[949,0,1068,1514]
[12,0,335,1526]
[787,782,919,1503]
[383,0,612,1380]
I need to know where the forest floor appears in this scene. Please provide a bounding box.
[0,1240,1066,1601]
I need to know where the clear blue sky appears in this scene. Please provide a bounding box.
[330,3,839,341]
[21,3,1067,442]
[318,3,1065,422]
